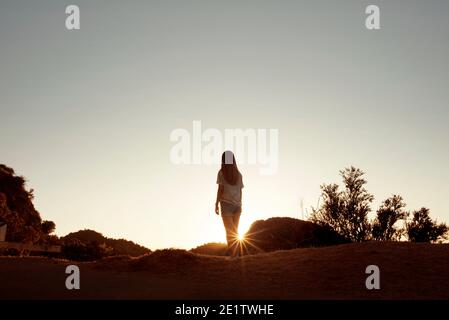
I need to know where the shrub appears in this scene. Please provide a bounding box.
[372,195,408,241]
[41,220,56,235]
[405,208,448,243]
[61,239,112,261]
[310,167,373,242]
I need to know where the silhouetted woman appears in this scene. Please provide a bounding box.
[215,151,244,257]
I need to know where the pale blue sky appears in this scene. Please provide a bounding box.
[1,0,448,249]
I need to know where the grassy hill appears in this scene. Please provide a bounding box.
[244,217,349,253]
[190,242,228,256]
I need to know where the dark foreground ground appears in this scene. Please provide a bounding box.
[1,242,448,299]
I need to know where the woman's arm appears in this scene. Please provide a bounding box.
[215,185,224,215]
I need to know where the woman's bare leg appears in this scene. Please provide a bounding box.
[232,213,241,235]
[232,213,241,256]
[221,215,237,249]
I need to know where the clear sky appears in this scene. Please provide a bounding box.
[1,0,448,249]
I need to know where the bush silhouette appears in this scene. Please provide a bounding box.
[372,195,408,241]
[41,220,56,235]
[62,238,112,261]
[310,167,373,242]
[61,229,151,260]
[405,208,448,243]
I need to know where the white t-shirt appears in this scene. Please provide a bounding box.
[216,170,244,206]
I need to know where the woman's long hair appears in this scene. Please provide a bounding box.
[221,151,240,185]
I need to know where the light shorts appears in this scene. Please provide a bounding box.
[220,201,242,217]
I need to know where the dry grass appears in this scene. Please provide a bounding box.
[1,242,448,299]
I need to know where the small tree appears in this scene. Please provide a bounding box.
[372,195,408,241]
[406,208,448,243]
[41,220,56,235]
[310,167,373,242]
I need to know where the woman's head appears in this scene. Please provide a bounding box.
[221,151,239,185]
